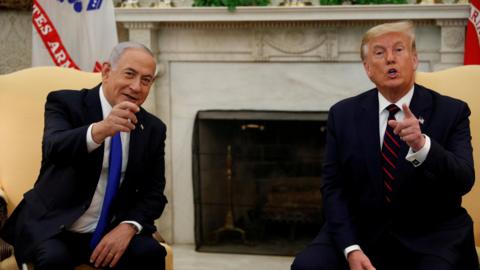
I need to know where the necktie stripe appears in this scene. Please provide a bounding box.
[384,181,393,192]
[385,130,400,147]
[383,167,395,180]
[383,141,398,158]
[382,153,396,169]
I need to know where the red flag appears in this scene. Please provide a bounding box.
[464,0,480,65]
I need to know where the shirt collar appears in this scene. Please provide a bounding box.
[378,85,415,114]
[99,85,112,119]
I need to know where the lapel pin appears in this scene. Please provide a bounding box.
[140,124,144,130]
[418,117,424,125]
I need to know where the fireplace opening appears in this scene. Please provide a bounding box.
[192,110,327,256]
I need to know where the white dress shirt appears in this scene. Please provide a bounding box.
[68,86,141,234]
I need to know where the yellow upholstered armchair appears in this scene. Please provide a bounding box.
[0,67,173,270]
[416,65,480,259]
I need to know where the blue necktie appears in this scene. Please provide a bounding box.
[90,132,122,249]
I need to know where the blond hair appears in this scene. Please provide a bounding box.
[360,21,416,61]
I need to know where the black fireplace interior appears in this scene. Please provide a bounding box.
[192,110,327,256]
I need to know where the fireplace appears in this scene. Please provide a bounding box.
[192,110,327,255]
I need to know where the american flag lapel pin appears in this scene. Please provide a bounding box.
[418,117,424,125]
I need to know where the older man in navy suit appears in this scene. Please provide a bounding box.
[2,42,167,270]
[291,21,478,270]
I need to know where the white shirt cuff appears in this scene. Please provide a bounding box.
[405,135,431,167]
[121,221,143,234]
[86,124,102,153]
[344,244,361,259]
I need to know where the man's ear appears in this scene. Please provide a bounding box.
[363,60,372,78]
[412,51,419,71]
[101,62,111,81]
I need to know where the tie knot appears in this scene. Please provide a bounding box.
[386,104,400,117]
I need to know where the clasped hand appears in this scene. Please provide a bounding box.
[348,250,376,270]
[90,223,137,268]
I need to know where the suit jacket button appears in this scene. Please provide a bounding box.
[59,224,65,231]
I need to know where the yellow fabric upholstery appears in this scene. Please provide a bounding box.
[416,65,480,250]
[0,66,172,270]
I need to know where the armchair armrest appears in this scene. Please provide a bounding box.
[0,189,8,229]
[0,238,13,261]
[0,188,13,261]
[153,231,173,270]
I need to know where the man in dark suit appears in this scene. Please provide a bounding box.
[291,21,478,270]
[1,42,167,269]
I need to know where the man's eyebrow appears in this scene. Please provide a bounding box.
[123,67,154,78]
[372,44,385,50]
[123,67,138,74]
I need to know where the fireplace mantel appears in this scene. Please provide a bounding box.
[116,5,468,72]
[115,5,469,22]
[116,5,469,244]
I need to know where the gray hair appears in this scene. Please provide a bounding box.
[360,21,416,61]
[108,41,156,70]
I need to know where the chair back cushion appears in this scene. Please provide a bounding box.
[416,65,480,246]
[0,67,101,214]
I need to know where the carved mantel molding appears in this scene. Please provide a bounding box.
[115,5,468,66]
[116,5,469,69]
[115,5,469,22]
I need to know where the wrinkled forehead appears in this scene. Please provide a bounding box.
[368,32,412,45]
[368,31,413,49]
[116,49,156,75]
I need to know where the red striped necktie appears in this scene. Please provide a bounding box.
[381,104,401,203]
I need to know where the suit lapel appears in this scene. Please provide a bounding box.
[358,90,382,191]
[396,84,433,182]
[82,85,105,186]
[122,109,146,188]
[408,84,433,133]
[83,85,104,125]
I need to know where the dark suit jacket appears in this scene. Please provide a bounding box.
[318,84,477,266]
[2,85,167,263]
